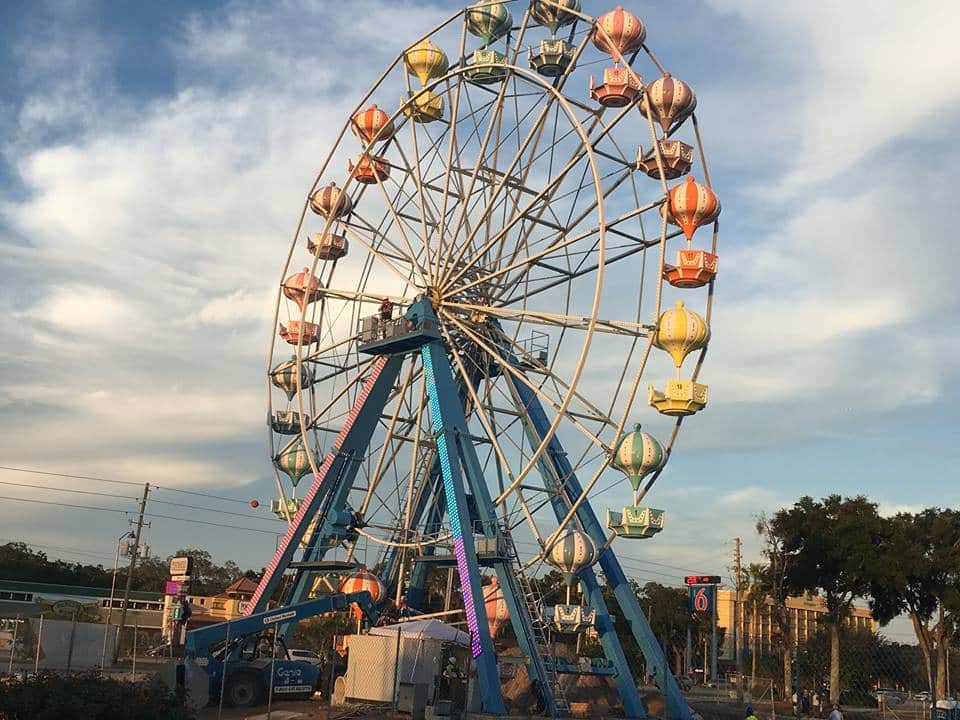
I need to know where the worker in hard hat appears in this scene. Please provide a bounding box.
[440,655,463,702]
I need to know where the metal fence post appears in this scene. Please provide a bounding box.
[794,645,800,720]
[34,615,44,673]
[131,622,138,681]
[392,628,402,717]
[216,618,230,720]
[7,615,20,674]
[66,611,78,673]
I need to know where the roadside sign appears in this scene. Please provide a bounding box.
[170,575,191,583]
[169,556,193,576]
[689,585,715,614]
[684,575,721,585]
[164,581,182,596]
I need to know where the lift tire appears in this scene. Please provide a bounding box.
[225,670,263,708]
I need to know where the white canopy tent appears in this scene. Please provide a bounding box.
[368,618,470,647]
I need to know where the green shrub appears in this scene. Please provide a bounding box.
[0,670,195,720]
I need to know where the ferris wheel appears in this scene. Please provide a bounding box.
[253,2,720,716]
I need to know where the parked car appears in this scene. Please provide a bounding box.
[288,649,323,667]
[873,689,906,705]
[915,691,932,702]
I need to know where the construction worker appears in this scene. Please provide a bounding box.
[745,705,758,720]
[378,298,394,338]
[441,656,462,701]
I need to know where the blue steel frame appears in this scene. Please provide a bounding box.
[505,370,691,720]
[248,299,689,717]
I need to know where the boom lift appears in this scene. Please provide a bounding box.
[184,590,377,708]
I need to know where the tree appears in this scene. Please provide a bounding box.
[768,495,885,704]
[0,542,112,587]
[869,509,960,698]
[756,514,796,700]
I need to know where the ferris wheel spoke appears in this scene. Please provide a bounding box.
[438,91,561,290]
[439,323,548,546]
[441,301,651,339]
[436,66,538,285]
[484,322,620,431]
[336,219,424,293]
[439,133,596,295]
[439,310,610,486]
[446,194,658,302]
[438,30,597,290]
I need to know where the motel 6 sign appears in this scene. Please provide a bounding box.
[685,575,720,614]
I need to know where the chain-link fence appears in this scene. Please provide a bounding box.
[729,627,959,720]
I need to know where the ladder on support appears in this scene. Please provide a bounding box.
[502,531,569,717]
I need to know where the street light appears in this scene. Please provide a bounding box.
[100,531,136,668]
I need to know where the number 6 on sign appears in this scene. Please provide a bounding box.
[689,585,715,614]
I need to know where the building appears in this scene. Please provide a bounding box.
[0,578,254,635]
[715,588,877,659]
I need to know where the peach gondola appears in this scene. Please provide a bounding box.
[350,103,396,145]
[307,232,349,261]
[309,182,353,219]
[483,575,510,638]
[282,267,323,310]
[590,66,641,107]
[278,320,320,346]
[592,6,646,59]
[338,569,385,621]
[636,139,694,179]
[640,73,697,135]
[663,176,720,241]
[663,248,718,289]
[348,154,390,184]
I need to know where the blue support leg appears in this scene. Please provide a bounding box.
[246,355,404,615]
[421,340,507,715]
[508,373,691,720]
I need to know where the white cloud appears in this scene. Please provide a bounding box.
[1,0,960,566]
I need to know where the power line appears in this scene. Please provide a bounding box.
[0,479,277,523]
[0,465,141,487]
[0,494,131,515]
[151,485,254,506]
[146,512,281,536]
[0,495,281,536]
[0,465,255,505]
[0,479,140,502]
[147,497,280,523]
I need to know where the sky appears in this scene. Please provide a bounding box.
[1,0,959,646]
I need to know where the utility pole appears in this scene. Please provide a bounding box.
[734,537,743,700]
[113,482,150,663]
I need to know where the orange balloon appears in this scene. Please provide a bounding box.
[665,176,720,241]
